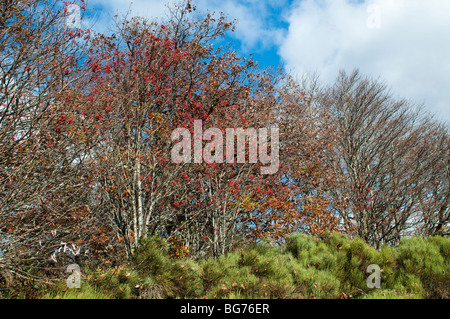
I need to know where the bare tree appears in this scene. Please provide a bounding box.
[314,70,446,247]
[0,0,103,280]
[415,123,450,237]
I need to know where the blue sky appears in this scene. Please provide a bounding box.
[79,0,450,125]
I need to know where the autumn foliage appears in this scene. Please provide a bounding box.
[0,0,449,290]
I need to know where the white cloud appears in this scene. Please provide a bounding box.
[202,0,287,51]
[85,0,168,34]
[97,0,167,19]
[279,0,450,124]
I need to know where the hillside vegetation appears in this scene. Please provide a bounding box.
[1,0,449,300]
[30,232,448,299]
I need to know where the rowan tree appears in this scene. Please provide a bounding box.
[68,1,282,258]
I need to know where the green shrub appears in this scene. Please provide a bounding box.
[285,233,319,263]
[285,232,431,298]
[200,250,258,298]
[37,234,450,299]
[131,236,173,276]
[288,262,340,299]
[398,236,449,298]
[131,236,202,298]
[427,236,450,260]
[398,237,445,275]
[200,244,297,299]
